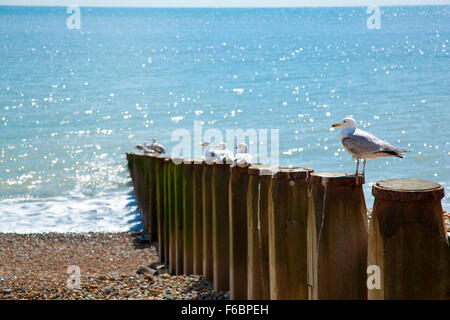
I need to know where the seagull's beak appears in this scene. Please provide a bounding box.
[200,142,206,147]
[331,122,341,128]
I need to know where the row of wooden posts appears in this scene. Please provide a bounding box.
[126,152,449,300]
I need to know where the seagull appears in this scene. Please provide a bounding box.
[331,117,410,178]
[200,141,217,163]
[234,143,252,166]
[215,142,234,164]
[148,138,165,154]
[135,142,152,154]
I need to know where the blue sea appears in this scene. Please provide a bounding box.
[0,6,449,233]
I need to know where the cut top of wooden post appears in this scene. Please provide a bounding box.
[230,164,250,174]
[170,157,184,165]
[213,162,231,168]
[193,158,203,165]
[309,171,364,187]
[156,154,167,161]
[248,164,275,177]
[272,166,313,180]
[372,179,444,202]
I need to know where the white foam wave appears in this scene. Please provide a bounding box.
[0,189,142,233]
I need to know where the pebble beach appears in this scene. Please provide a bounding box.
[0,232,228,300]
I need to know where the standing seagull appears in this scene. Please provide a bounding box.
[148,138,165,154]
[215,142,234,164]
[331,117,410,178]
[200,141,217,163]
[234,143,252,166]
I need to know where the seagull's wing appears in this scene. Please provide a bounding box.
[342,129,401,156]
[150,143,165,154]
[341,135,386,156]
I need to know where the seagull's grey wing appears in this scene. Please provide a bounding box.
[341,136,385,155]
[150,143,165,153]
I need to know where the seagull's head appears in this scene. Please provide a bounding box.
[152,138,157,143]
[332,117,357,129]
[236,143,248,153]
[215,142,227,150]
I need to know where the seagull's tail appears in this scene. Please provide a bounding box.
[381,148,411,158]
[395,148,411,153]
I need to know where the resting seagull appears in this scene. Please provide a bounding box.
[200,141,217,163]
[331,117,410,178]
[234,143,252,166]
[135,142,152,154]
[215,142,234,164]
[148,138,165,154]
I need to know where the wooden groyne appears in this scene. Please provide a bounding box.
[126,153,450,300]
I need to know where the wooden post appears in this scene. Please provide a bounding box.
[247,165,272,300]
[202,163,214,282]
[173,158,184,275]
[308,172,367,300]
[193,159,204,275]
[135,156,146,234]
[269,166,313,300]
[183,159,194,275]
[148,155,158,242]
[166,159,176,274]
[212,161,231,292]
[369,179,449,300]
[229,165,250,300]
[155,155,166,264]
[144,156,151,238]
[162,158,170,268]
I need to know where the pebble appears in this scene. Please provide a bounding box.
[0,232,227,300]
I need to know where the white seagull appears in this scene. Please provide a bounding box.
[135,142,152,154]
[215,142,234,164]
[148,138,165,154]
[234,143,253,166]
[332,117,410,178]
[200,141,217,163]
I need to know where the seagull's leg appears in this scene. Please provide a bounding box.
[362,159,366,177]
[355,158,359,176]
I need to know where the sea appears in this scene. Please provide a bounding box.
[0,6,449,233]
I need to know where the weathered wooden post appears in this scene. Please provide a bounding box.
[143,156,151,237]
[269,166,313,300]
[173,158,184,275]
[368,179,449,300]
[135,155,146,233]
[166,158,176,274]
[202,162,214,282]
[183,159,194,275]
[193,159,204,275]
[212,161,231,292]
[307,172,367,300]
[247,165,272,300]
[155,155,166,264]
[148,155,158,242]
[229,164,250,300]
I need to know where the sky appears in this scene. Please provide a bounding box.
[1,0,450,7]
